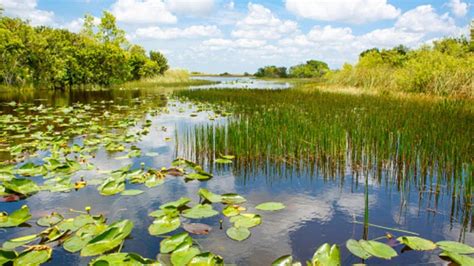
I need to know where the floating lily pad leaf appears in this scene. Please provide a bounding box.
[149,215,181,236]
[226,227,250,241]
[3,178,40,195]
[172,158,198,168]
[230,214,261,228]
[183,223,212,235]
[221,193,246,204]
[182,204,219,219]
[346,239,371,260]
[198,188,222,203]
[215,158,232,164]
[0,205,32,227]
[145,175,164,188]
[437,241,474,254]
[311,243,340,266]
[98,178,125,196]
[272,255,301,266]
[14,245,52,266]
[220,155,235,160]
[3,234,39,250]
[170,243,200,266]
[440,251,474,265]
[396,236,436,251]
[37,212,64,227]
[359,240,397,260]
[16,162,46,177]
[164,168,184,177]
[90,252,160,265]
[222,205,242,217]
[0,249,17,265]
[63,223,107,253]
[185,172,212,181]
[121,189,144,196]
[188,252,224,266]
[160,232,192,254]
[145,152,159,157]
[81,220,134,256]
[57,214,98,232]
[256,202,285,211]
[161,197,191,209]
[40,226,69,243]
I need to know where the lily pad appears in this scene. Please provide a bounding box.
[183,223,212,235]
[198,188,222,203]
[0,249,17,265]
[121,189,144,196]
[311,243,340,266]
[160,232,192,254]
[182,204,219,219]
[188,252,224,266]
[440,250,474,265]
[170,243,200,266]
[436,241,474,254]
[271,255,301,266]
[161,197,191,209]
[222,205,242,217]
[37,212,64,227]
[230,214,261,228]
[14,245,52,265]
[221,193,246,204]
[0,205,32,228]
[215,158,232,164]
[98,178,125,196]
[81,220,134,256]
[3,234,39,250]
[226,227,250,241]
[396,236,436,251]
[255,202,285,211]
[90,252,159,265]
[359,240,397,260]
[346,239,371,260]
[149,215,180,236]
[3,179,40,196]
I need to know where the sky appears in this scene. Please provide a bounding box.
[0,0,472,73]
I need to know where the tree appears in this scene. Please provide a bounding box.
[254,66,287,78]
[97,11,128,48]
[289,60,329,78]
[149,50,168,74]
[80,14,96,40]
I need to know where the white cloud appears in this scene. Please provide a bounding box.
[395,5,458,34]
[285,0,400,24]
[111,0,177,24]
[63,16,101,33]
[0,0,54,25]
[203,38,267,49]
[134,25,221,40]
[360,27,424,47]
[165,0,215,16]
[447,0,469,17]
[308,25,355,43]
[231,3,298,40]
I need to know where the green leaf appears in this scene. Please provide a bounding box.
[359,240,397,260]
[37,212,64,227]
[221,193,246,204]
[215,158,232,164]
[80,220,134,256]
[311,243,340,266]
[170,243,200,266]
[198,188,222,203]
[437,241,474,254]
[160,232,192,254]
[3,179,40,195]
[98,178,125,196]
[255,202,285,211]
[230,214,261,228]
[396,236,436,251]
[182,204,219,219]
[226,227,250,241]
[440,251,474,265]
[121,189,144,196]
[188,252,224,266]
[0,205,32,227]
[220,155,235,160]
[90,252,160,265]
[63,223,107,253]
[0,249,17,265]
[148,215,180,236]
[222,205,241,217]
[3,234,39,250]
[346,239,371,260]
[161,197,191,209]
[185,172,212,181]
[14,246,52,266]
[272,255,301,266]
[16,162,46,177]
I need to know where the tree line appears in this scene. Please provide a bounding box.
[254,60,330,79]
[0,11,168,89]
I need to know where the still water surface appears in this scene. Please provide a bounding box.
[0,79,472,265]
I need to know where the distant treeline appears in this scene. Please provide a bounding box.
[0,11,168,89]
[255,34,473,96]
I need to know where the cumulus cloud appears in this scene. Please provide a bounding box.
[165,0,215,16]
[447,0,469,17]
[395,5,458,34]
[285,0,400,24]
[63,16,101,33]
[360,27,424,47]
[231,3,298,40]
[111,0,177,24]
[133,25,221,40]
[0,0,54,25]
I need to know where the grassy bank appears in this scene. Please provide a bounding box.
[120,69,218,89]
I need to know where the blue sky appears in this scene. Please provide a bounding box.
[1,0,472,73]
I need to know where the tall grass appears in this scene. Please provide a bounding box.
[120,69,217,88]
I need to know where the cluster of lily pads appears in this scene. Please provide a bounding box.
[273,235,474,265]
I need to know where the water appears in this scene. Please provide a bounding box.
[0,79,472,265]
[190,76,291,90]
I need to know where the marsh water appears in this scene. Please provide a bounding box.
[0,77,472,265]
